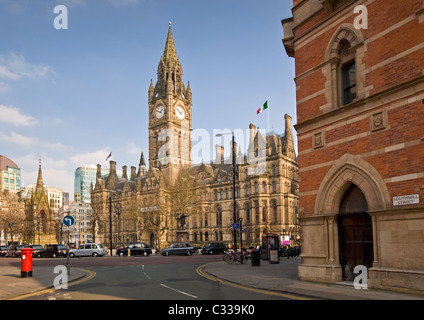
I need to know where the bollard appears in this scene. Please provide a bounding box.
[250,250,260,267]
[128,248,131,256]
[21,248,34,278]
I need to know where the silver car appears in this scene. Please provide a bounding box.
[162,243,195,256]
[69,243,107,257]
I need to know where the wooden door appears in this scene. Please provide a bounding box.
[339,213,373,280]
[338,184,373,281]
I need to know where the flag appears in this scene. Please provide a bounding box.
[106,152,112,161]
[256,100,268,114]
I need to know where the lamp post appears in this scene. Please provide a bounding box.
[216,131,237,252]
[115,202,122,247]
[239,217,243,252]
[109,195,113,256]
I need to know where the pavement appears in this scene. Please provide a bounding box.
[0,264,89,300]
[202,256,424,300]
[1,255,423,300]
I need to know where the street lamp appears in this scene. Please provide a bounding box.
[115,202,122,247]
[216,131,237,252]
[239,217,243,252]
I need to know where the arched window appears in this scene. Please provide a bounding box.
[272,200,278,223]
[327,27,363,108]
[245,203,251,224]
[262,201,267,222]
[216,207,222,226]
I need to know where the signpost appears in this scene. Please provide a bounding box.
[63,215,75,227]
[63,215,74,276]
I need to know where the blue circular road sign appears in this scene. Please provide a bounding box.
[63,215,75,227]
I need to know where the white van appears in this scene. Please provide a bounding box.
[69,243,107,257]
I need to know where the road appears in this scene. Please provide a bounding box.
[9,253,290,301]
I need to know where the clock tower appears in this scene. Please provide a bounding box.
[148,23,192,176]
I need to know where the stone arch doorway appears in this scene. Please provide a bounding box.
[149,233,155,248]
[338,184,373,281]
[37,210,49,233]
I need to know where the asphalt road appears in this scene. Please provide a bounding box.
[14,253,290,301]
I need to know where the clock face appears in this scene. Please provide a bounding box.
[175,106,185,120]
[155,105,164,119]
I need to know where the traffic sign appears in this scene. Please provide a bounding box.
[242,229,248,233]
[230,223,240,229]
[63,215,75,227]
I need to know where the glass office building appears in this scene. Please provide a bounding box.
[0,155,21,193]
[74,166,122,203]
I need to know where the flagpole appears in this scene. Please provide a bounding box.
[267,98,270,134]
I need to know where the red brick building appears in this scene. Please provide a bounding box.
[282,0,424,293]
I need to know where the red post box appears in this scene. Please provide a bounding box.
[21,248,34,278]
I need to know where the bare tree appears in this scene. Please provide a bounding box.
[166,169,201,231]
[0,209,25,244]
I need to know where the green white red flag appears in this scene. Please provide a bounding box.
[256,100,268,114]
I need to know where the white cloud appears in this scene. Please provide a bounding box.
[16,153,73,194]
[0,53,53,81]
[0,105,39,126]
[55,0,86,8]
[0,131,38,146]
[0,81,11,93]
[43,141,67,151]
[70,149,112,167]
[126,142,141,156]
[108,0,139,6]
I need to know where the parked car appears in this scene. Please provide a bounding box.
[201,242,227,255]
[5,245,24,257]
[69,243,107,258]
[26,244,44,257]
[38,244,67,258]
[162,243,195,256]
[116,243,152,256]
[0,245,9,257]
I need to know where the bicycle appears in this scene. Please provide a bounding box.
[223,251,249,264]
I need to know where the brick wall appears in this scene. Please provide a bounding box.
[291,0,424,217]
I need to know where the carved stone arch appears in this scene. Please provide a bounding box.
[326,24,364,61]
[325,25,365,108]
[314,154,391,215]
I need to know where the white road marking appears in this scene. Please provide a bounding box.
[160,283,198,299]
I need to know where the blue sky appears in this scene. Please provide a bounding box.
[0,0,296,198]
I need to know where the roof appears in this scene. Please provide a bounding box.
[0,155,18,171]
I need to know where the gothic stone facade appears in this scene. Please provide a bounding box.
[91,25,299,250]
[282,0,424,293]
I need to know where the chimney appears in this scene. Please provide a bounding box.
[106,161,119,190]
[284,114,293,140]
[110,161,116,173]
[96,164,101,179]
[130,166,136,180]
[122,165,127,180]
[215,144,224,164]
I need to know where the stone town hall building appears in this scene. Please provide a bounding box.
[91,25,299,250]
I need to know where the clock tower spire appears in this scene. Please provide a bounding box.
[148,23,192,177]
